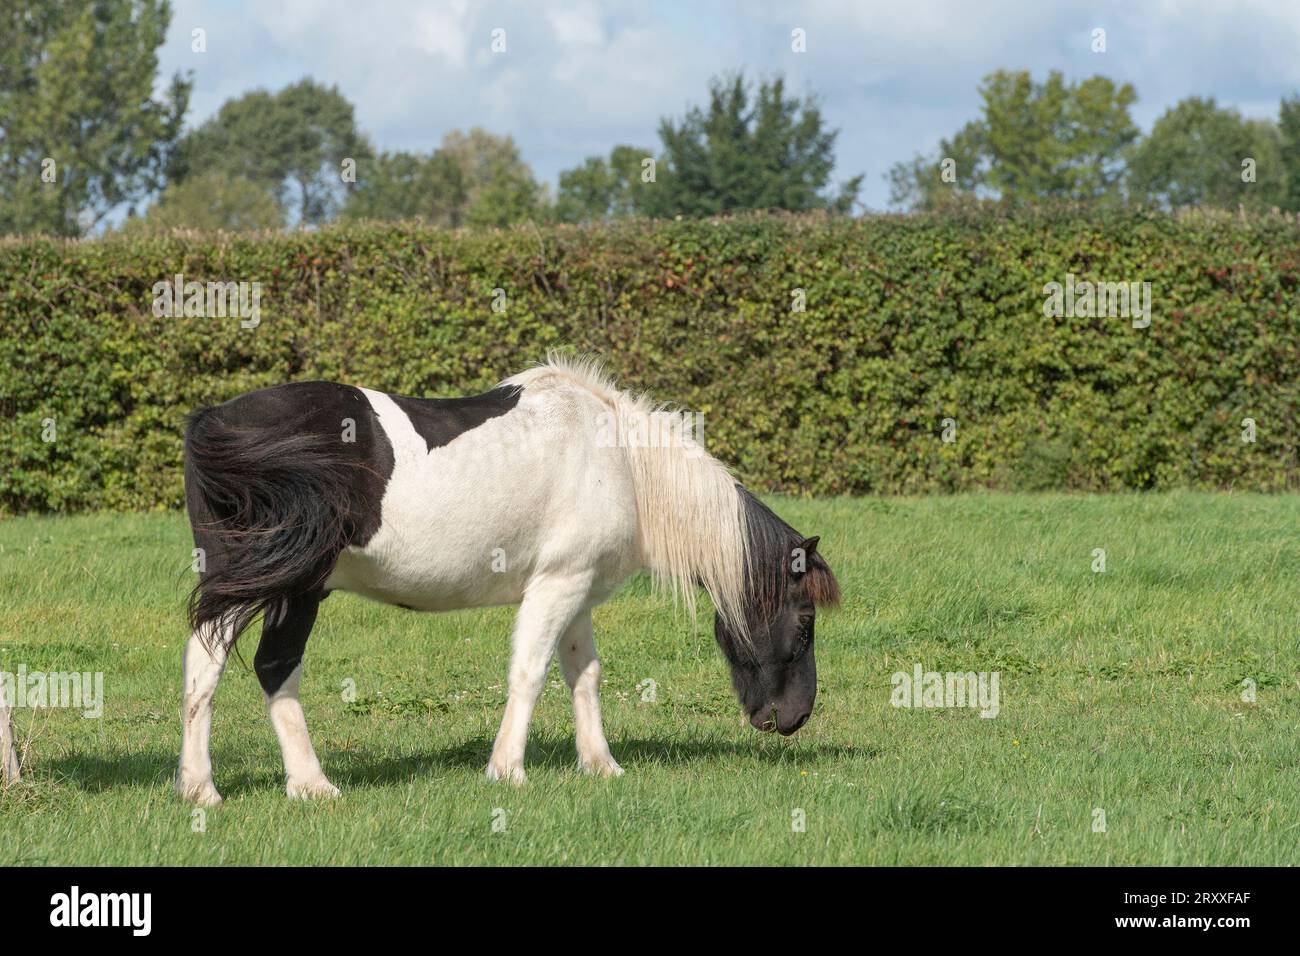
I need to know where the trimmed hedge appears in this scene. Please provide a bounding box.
[2,208,1298,513]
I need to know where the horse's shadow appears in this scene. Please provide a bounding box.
[331,736,878,789]
[41,736,879,797]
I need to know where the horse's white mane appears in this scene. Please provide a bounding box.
[504,353,751,640]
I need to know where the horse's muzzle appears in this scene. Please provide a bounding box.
[749,707,811,735]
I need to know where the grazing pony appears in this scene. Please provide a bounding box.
[177,356,839,804]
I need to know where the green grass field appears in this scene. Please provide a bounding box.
[1,493,1296,865]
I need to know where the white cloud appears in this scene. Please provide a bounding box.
[412,2,473,68]
[548,3,605,48]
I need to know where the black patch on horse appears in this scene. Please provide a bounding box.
[184,380,395,648]
[254,591,322,695]
[389,385,522,452]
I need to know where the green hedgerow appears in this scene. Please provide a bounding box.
[1,208,1297,513]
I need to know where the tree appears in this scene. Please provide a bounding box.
[1128,97,1283,211]
[439,128,544,227]
[341,150,466,225]
[0,0,190,236]
[343,129,542,227]
[641,73,861,218]
[1278,94,1300,212]
[888,122,987,210]
[120,171,283,233]
[890,70,1139,209]
[555,145,654,222]
[173,78,371,225]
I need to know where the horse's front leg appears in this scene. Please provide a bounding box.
[558,610,622,777]
[487,575,591,784]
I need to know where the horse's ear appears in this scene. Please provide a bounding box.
[798,536,840,608]
[791,537,821,578]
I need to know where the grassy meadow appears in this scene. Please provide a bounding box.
[1,493,1297,865]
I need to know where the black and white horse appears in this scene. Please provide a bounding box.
[177,356,839,804]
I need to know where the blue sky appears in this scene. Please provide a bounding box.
[157,0,1300,209]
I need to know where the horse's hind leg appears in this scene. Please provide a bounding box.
[558,610,622,777]
[177,620,233,806]
[255,591,337,800]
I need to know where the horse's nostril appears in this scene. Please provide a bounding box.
[780,711,811,735]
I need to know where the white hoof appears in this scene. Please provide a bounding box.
[287,776,341,800]
[579,753,624,778]
[176,773,224,807]
[485,760,527,785]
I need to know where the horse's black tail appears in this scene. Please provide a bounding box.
[184,404,358,652]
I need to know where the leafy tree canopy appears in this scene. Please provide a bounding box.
[120,170,283,233]
[1280,95,1300,212]
[0,0,189,236]
[632,73,861,218]
[1129,96,1283,210]
[342,128,542,228]
[555,145,655,223]
[891,70,1139,209]
[173,78,371,225]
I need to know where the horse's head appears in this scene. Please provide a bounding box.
[714,532,840,736]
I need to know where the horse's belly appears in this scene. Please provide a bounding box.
[325,545,527,611]
[325,492,540,611]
